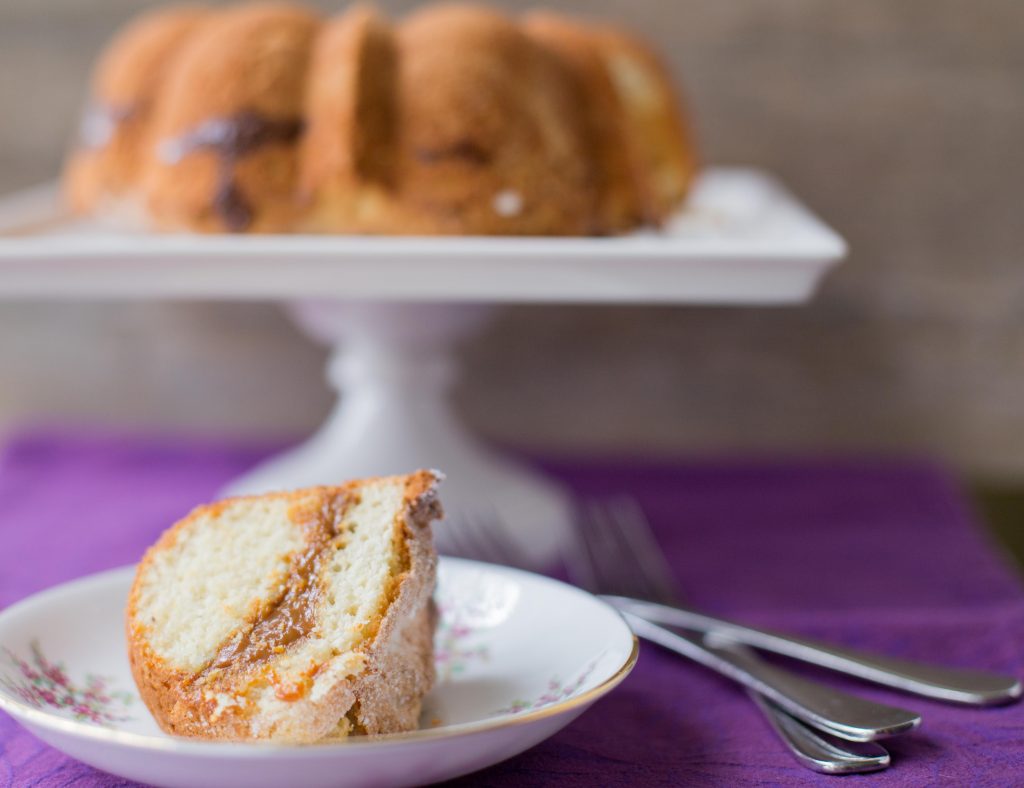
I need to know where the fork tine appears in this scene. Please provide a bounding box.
[565,504,603,593]
[589,500,643,598]
[471,512,533,569]
[608,501,671,602]
[567,497,680,604]
[577,502,615,588]
[458,518,497,563]
[581,499,655,600]
[440,515,489,562]
[440,511,533,569]
[606,496,680,604]
[437,516,471,559]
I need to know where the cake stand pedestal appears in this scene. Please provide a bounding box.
[0,168,846,568]
[225,301,572,565]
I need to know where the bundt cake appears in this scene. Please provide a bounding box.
[126,470,443,742]
[65,2,698,236]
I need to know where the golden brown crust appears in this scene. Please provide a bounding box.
[345,472,441,735]
[126,470,442,742]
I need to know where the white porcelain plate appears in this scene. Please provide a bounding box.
[0,557,636,788]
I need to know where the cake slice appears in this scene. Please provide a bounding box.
[126,470,442,743]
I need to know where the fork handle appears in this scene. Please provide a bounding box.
[620,611,920,741]
[610,596,1022,706]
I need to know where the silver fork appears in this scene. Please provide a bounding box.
[443,514,901,773]
[571,500,901,773]
[591,499,1020,706]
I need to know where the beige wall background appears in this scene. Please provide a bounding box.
[0,1,1022,477]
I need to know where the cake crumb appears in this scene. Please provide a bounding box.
[492,189,523,217]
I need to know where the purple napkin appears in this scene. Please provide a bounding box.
[1,432,1023,786]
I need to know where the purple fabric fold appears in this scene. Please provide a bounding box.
[1,432,1023,786]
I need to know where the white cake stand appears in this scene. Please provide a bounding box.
[0,168,845,566]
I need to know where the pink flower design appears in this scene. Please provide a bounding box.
[497,660,599,715]
[1,641,134,726]
[434,600,490,680]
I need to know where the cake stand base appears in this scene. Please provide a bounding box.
[222,301,573,568]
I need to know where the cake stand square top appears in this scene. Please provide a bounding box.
[0,167,845,304]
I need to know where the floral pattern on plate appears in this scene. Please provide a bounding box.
[433,599,491,681]
[1,640,134,725]
[498,659,600,714]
